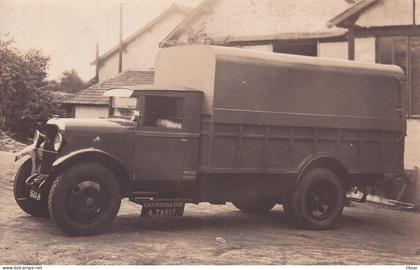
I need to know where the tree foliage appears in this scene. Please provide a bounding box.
[44,70,97,93]
[0,36,63,137]
[60,69,85,93]
[42,79,61,92]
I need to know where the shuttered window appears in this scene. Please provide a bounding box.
[377,36,420,117]
[410,37,420,117]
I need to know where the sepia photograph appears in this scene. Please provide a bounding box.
[0,0,420,267]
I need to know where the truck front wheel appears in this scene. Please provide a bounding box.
[290,168,345,230]
[48,162,121,235]
[13,159,49,217]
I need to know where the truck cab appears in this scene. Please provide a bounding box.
[106,86,203,195]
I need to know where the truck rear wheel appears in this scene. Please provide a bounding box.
[13,159,49,217]
[48,162,121,235]
[232,199,276,214]
[290,168,345,230]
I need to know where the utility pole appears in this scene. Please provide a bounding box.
[118,3,123,73]
[413,0,416,25]
[95,43,100,81]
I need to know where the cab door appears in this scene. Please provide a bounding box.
[133,92,202,182]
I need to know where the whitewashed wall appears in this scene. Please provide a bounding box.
[357,0,414,27]
[75,106,108,118]
[238,44,273,52]
[318,38,376,62]
[406,119,420,169]
[416,0,420,24]
[355,38,376,63]
[98,53,120,82]
[98,11,186,82]
[318,42,348,59]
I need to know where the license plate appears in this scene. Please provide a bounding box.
[29,189,41,201]
[141,201,185,217]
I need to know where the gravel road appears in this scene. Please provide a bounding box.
[0,151,419,265]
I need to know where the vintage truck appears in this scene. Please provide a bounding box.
[13,45,406,235]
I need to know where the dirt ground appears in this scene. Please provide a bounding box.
[0,152,419,265]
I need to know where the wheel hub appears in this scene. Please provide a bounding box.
[306,182,338,221]
[86,197,94,206]
[65,180,110,224]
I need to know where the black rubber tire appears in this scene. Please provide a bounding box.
[48,162,121,236]
[290,168,345,230]
[232,199,276,214]
[13,159,49,217]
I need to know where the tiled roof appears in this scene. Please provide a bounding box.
[161,0,364,46]
[62,70,154,105]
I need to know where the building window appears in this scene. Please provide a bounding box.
[377,36,420,117]
[273,41,317,57]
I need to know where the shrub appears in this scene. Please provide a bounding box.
[0,37,63,138]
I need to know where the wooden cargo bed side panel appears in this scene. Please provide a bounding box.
[198,124,404,174]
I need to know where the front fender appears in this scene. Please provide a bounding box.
[53,148,123,170]
[51,148,131,195]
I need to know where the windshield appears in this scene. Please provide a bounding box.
[110,97,138,118]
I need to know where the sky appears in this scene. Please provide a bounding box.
[0,0,201,81]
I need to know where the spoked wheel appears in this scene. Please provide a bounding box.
[48,162,121,235]
[13,159,49,217]
[290,168,345,230]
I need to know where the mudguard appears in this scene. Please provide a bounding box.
[296,153,348,185]
[52,148,131,194]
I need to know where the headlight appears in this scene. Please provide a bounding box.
[53,133,63,151]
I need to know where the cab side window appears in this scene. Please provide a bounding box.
[144,96,183,129]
